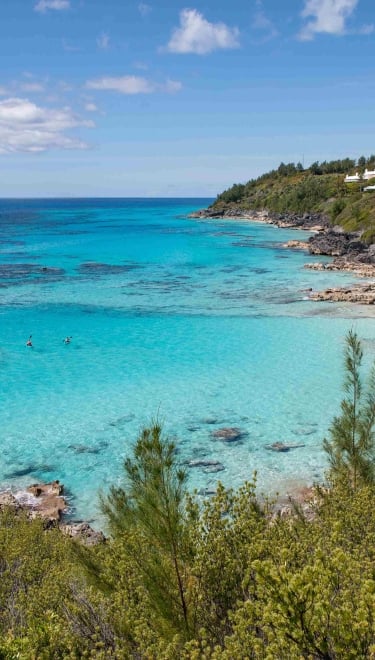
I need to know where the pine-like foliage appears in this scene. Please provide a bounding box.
[323,330,375,490]
[101,422,192,638]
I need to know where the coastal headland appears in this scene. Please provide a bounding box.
[190,157,375,303]
[190,207,375,304]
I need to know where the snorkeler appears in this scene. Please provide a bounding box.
[26,335,32,347]
[63,336,72,344]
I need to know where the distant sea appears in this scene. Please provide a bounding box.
[1,197,375,522]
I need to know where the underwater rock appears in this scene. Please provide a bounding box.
[0,264,65,279]
[211,427,247,442]
[265,442,305,452]
[198,488,217,496]
[203,465,225,473]
[109,414,135,427]
[68,444,105,455]
[78,262,140,275]
[186,459,225,472]
[292,427,317,436]
[5,464,55,479]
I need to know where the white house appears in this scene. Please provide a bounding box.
[364,185,375,192]
[344,172,361,183]
[363,169,375,180]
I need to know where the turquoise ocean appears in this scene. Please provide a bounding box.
[1,198,375,522]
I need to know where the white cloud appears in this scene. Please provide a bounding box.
[86,75,182,94]
[84,102,98,112]
[299,0,359,39]
[97,32,110,50]
[34,0,70,13]
[138,3,151,17]
[19,82,45,93]
[166,9,239,54]
[0,97,93,153]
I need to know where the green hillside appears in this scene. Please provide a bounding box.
[211,156,375,242]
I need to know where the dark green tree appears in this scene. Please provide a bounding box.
[358,155,366,169]
[101,422,193,639]
[323,330,375,490]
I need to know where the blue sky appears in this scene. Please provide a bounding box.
[0,0,374,196]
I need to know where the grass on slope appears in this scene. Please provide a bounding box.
[212,171,375,242]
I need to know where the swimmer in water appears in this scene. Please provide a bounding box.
[63,336,72,344]
[26,335,32,347]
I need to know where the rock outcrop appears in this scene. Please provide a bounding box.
[309,283,375,304]
[26,480,66,523]
[283,240,309,250]
[0,481,105,545]
[190,207,330,231]
[307,229,367,258]
[60,522,106,546]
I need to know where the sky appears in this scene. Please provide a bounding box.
[0,0,374,197]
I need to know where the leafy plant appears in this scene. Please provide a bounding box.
[323,331,375,490]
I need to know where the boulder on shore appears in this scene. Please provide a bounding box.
[60,522,106,546]
[308,230,365,257]
[0,481,105,545]
[309,283,375,304]
[26,480,67,523]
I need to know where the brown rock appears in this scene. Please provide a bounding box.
[26,481,67,522]
[283,240,308,250]
[60,522,106,546]
[309,283,375,304]
[28,480,64,497]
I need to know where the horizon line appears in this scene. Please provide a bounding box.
[0,195,215,200]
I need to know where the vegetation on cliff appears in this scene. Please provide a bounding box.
[212,156,375,242]
[1,333,375,657]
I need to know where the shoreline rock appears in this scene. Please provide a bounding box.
[309,283,375,304]
[283,240,309,250]
[190,205,375,304]
[0,481,105,545]
[190,207,330,231]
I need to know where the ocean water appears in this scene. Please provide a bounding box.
[1,197,375,523]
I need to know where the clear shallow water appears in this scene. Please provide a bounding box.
[1,198,375,523]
